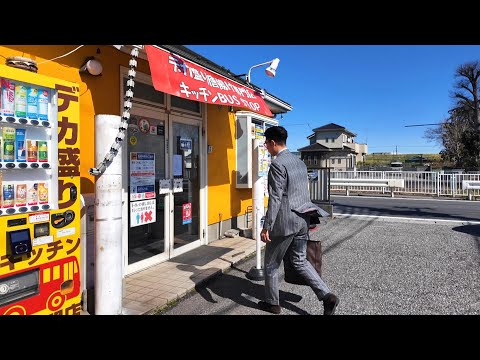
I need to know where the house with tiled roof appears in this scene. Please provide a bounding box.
[298,123,368,171]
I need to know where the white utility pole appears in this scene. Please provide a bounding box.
[94,114,123,314]
[247,138,265,281]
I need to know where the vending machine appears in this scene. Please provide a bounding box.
[0,64,81,315]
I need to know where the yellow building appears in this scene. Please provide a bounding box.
[0,45,292,304]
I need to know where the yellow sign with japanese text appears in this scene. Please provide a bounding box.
[0,64,81,315]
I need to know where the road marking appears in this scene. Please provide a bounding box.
[332,213,480,225]
[332,195,476,203]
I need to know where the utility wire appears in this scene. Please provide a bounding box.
[36,45,85,65]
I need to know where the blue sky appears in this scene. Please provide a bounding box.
[187,45,480,155]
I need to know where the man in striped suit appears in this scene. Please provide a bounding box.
[258,126,340,315]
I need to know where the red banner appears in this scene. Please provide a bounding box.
[145,45,273,117]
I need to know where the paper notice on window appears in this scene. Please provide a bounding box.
[159,179,170,194]
[173,154,183,176]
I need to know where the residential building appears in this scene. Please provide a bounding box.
[298,122,367,171]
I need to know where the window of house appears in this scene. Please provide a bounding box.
[314,156,318,165]
[331,158,335,164]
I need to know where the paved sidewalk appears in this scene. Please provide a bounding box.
[121,236,263,315]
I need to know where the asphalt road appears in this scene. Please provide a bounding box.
[157,216,480,315]
[331,194,480,222]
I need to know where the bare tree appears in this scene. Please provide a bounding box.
[450,61,480,165]
[426,61,480,169]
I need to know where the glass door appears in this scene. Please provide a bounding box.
[169,116,202,256]
[125,108,169,274]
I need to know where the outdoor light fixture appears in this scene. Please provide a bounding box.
[245,58,280,83]
[79,57,103,76]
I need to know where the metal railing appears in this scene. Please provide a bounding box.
[308,170,480,199]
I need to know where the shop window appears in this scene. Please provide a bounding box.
[123,77,164,106]
[171,95,201,114]
[235,112,277,189]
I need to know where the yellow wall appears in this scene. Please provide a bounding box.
[0,45,151,194]
[206,104,254,224]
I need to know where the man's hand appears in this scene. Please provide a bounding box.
[260,229,271,243]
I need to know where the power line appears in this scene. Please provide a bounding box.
[404,123,443,127]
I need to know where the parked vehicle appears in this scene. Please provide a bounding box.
[390,161,403,170]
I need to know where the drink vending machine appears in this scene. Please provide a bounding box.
[0,64,81,315]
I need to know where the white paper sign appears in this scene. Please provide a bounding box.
[33,235,54,247]
[159,179,170,194]
[57,227,76,238]
[130,199,156,228]
[29,212,50,224]
[130,152,156,201]
[173,178,183,193]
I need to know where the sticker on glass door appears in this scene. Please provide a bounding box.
[130,199,156,227]
[129,152,156,201]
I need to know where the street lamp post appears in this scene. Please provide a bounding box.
[246,58,280,83]
[244,58,280,282]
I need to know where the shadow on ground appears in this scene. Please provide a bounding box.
[174,264,309,315]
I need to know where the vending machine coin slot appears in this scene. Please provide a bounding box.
[7,218,27,227]
[70,185,77,201]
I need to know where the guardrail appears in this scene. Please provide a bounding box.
[330,178,405,197]
[462,180,480,200]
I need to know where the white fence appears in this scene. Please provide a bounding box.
[309,170,480,199]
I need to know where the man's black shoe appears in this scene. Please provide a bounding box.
[323,293,340,315]
[258,301,281,314]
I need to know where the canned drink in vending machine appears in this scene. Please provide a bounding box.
[27,87,38,119]
[38,141,48,162]
[15,183,27,207]
[38,182,48,204]
[1,79,15,116]
[15,128,26,162]
[37,88,49,120]
[27,182,38,206]
[2,126,15,161]
[2,183,14,208]
[15,84,27,118]
[27,139,37,162]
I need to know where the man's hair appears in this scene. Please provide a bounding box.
[264,126,288,145]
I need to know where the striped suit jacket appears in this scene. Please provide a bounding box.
[263,149,327,238]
